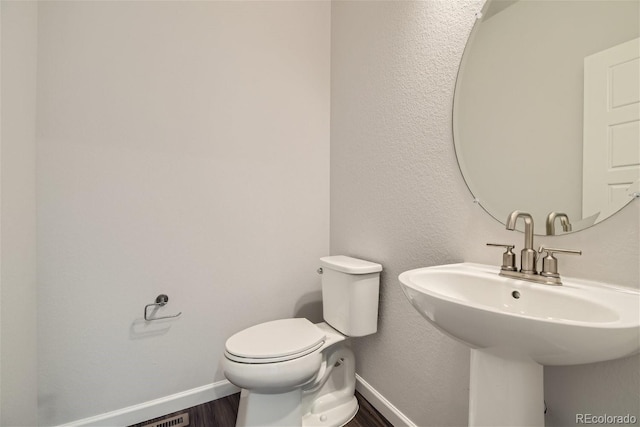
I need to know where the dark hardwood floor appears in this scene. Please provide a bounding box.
[346,392,393,427]
[129,390,392,427]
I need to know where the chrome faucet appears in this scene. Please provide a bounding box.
[505,210,537,274]
[487,210,582,285]
[545,212,572,235]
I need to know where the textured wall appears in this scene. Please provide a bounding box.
[330,1,639,426]
[36,2,330,425]
[0,2,39,425]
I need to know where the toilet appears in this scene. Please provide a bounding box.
[222,255,382,427]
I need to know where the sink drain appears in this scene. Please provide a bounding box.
[511,290,521,299]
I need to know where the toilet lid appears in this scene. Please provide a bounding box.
[225,318,325,363]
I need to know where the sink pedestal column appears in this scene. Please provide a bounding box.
[469,349,544,426]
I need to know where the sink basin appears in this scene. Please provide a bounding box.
[399,262,639,366]
[399,263,640,426]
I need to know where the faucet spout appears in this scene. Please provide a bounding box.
[545,212,572,235]
[506,210,534,249]
[505,210,537,274]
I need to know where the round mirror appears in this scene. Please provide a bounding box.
[453,0,639,235]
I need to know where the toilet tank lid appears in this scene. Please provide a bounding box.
[320,256,382,274]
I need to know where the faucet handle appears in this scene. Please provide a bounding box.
[537,246,582,278]
[486,243,517,271]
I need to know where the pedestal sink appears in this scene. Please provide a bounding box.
[399,263,640,426]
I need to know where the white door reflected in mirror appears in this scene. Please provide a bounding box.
[583,38,640,223]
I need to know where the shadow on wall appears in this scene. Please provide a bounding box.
[294,291,323,323]
[129,319,172,340]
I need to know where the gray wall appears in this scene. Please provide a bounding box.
[36,2,329,424]
[0,2,39,425]
[330,1,639,426]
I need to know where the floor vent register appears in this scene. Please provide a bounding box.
[141,413,189,427]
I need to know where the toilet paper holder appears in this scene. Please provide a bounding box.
[144,294,182,321]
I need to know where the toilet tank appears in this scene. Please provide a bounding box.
[320,256,382,337]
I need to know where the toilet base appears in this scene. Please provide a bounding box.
[236,388,302,427]
[234,343,358,427]
[235,390,357,427]
[302,395,358,427]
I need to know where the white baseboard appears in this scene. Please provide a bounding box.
[58,374,411,427]
[356,374,417,427]
[57,380,240,427]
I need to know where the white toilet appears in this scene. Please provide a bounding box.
[222,255,382,427]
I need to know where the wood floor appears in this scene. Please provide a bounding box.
[129,390,392,427]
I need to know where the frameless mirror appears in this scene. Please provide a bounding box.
[453,0,639,235]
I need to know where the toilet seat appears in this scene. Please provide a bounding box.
[225,318,326,364]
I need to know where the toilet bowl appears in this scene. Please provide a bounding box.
[223,318,327,392]
[222,256,382,427]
